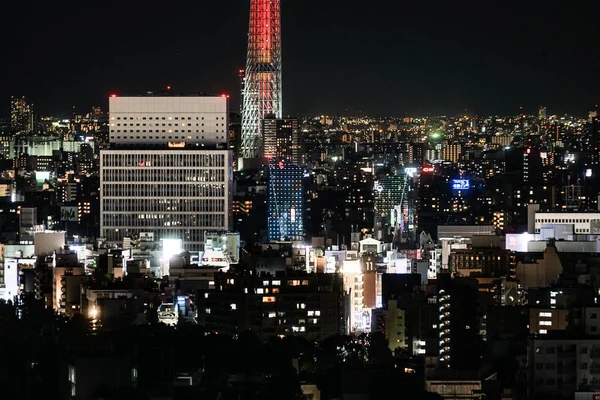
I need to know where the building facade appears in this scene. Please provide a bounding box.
[100,149,232,251]
[267,160,304,242]
[108,95,228,147]
[197,271,345,340]
[262,115,301,165]
[374,174,409,242]
[10,95,34,133]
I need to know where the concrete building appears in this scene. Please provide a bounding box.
[197,271,345,340]
[262,115,302,165]
[533,212,600,235]
[100,150,232,251]
[529,308,569,335]
[108,95,228,147]
[101,95,233,251]
[528,336,600,398]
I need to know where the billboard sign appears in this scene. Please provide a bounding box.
[506,233,534,252]
[451,179,470,190]
[60,206,78,222]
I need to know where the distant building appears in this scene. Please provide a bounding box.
[267,159,304,242]
[197,271,345,340]
[528,336,600,399]
[262,115,302,165]
[107,95,228,147]
[441,143,462,163]
[10,96,34,133]
[437,274,481,370]
[373,174,409,242]
[100,94,233,251]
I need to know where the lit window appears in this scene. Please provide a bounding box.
[308,311,314,316]
[268,312,276,318]
[256,288,264,294]
[539,321,552,326]
[272,280,281,286]
[539,329,548,334]
[230,303,237,310]
[262,296,276,303]
[539,312,552,317]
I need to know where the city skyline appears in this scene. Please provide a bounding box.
[3,1,600,117]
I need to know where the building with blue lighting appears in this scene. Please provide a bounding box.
[267,160,304,242]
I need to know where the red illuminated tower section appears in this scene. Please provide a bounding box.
[241,0,282,159]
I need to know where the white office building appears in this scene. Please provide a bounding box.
[108,95,228,147]
[534,212,600,235]
[101,95,232,251]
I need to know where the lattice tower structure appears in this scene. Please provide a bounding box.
[241,0,282,159]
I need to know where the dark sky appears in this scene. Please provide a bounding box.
[3,0,600,117]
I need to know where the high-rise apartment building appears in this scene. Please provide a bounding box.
[10,96,34,133]
[267,159,304,242]
[440,143,462,163]
[100,95,232,251]
[262,115,301,165]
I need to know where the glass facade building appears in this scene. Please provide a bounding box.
[100,150,232,251]
[267,160,304,242]
[373,174,409,242]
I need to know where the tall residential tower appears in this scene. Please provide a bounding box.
[240,0,282,159]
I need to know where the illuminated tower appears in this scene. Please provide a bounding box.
[10,96,34,133]
[241,0,282,159]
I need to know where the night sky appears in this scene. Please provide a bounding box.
[3,1,600,117]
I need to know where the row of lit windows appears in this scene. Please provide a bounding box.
[103,213,225,228]
[112,132,226,137]
[536,218,591,224]
[103,198,225,213]
[102,168,225,183]
[101,152,228,167]
[102,183,226,197]
[102,228,212,245]
[113,116,225,121]
[113,123,222,126]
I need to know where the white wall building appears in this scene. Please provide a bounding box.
[534,212,600,235]
[108,96,228,147]
[101,95,232,252]
[342,258,365,333]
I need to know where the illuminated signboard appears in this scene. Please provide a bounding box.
[451,179,470,190]
[422,167,433,173]
[404,167,417,177]
[168,142,186,148]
